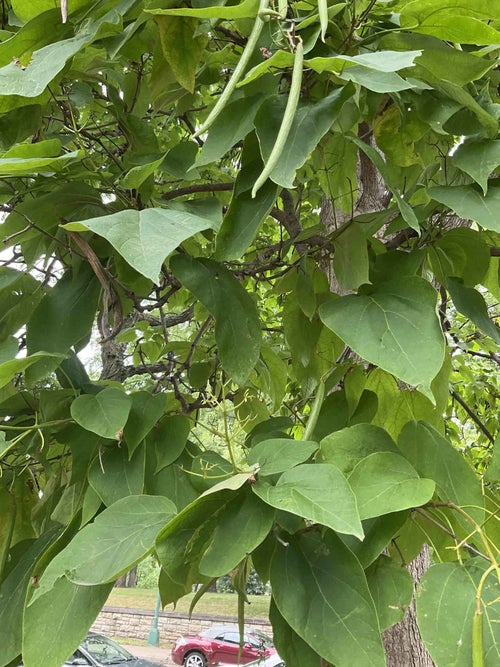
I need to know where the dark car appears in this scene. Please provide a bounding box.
[43,632,164,667]
[171,626,276,667]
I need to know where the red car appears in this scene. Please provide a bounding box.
[171,626,276,667]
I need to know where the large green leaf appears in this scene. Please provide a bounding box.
[417,560,500,667]
[32,495,175,597]
[319,423,400,475]
[123,391,168,457]
[253,463,363,539]
[155,490,235,604]
[247,438,319,476]
[170,255,261,384]
[155,16,207,93]
[254,86,353,189]
[63,208,216,283]
[271,532,385,667]
[398,421,483,523]
[270,600,323,667]
[26,262,100,380]
[429,184,500,233]
[319,278,445,394]
[366,556,413,631]
[0,528,61,667]
[447,278,500,344]
[199,491,274,577]
[0,4,132,98]
[153,415,191,472]
[400,0,500,44]
[23,579,113,667]
[452,140,500,195]
[0,352,64,390]
[348,452,435,519]
[88,445,145,506]
[215,133,278,260]
[71,388,132,440]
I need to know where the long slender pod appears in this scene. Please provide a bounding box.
[318,0,328,41]
[251,35,304,197]
[193,0,270,138]
[472,608,485,667]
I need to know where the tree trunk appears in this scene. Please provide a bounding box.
[320,123,434,667]
[383,547,435,667]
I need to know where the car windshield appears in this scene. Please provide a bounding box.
[80,635,134,665]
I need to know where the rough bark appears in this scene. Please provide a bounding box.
[319,122,434,667]
[383,546,435,667]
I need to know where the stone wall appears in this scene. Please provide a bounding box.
[91,607,273,647]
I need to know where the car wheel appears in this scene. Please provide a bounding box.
[184,651,207,667]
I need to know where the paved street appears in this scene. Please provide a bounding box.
[123,644,173,665]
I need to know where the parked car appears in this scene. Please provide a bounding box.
[20,632,164,667]
[171,626,277,667]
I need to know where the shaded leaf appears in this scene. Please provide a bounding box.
[348,452,435,519]
[366,556,413,631]
[253,463,363,539]
[429,183,500,233]
[417,560,500,667]
[271,532,385,667]
[71,388,132,440]
[199,491,274,577]
[398,421,483,523]
[88,445,145,506]
[170,255,261,384]
[153,415,191,473]
[123,391,168,457]
[32,495,176,596]
[447,278,500,344]
[23,579,112,667]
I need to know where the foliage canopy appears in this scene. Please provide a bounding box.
[0,0,499,665]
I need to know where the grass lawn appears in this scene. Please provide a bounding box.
[107,588,271,619]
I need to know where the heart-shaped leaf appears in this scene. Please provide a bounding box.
[319,277,445,393]
[63,208,216,283]
[70,388,132,439]
[348,452,435,519]
[253,463,363,539]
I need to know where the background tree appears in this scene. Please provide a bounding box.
[0,1,499,666]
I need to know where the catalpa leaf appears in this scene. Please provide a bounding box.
[63,208,216,284]
[170,255,261,384]
[271,532,385,667]
[253,463,363,539]
[319,278,445,394]
[428,184,500,233]
[31,495,176,597]
[348,452,435,519]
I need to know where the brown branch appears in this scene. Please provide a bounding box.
[450,388,495,444]
[162,183,233,200]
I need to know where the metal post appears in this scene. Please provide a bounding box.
[147,591,161,647]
